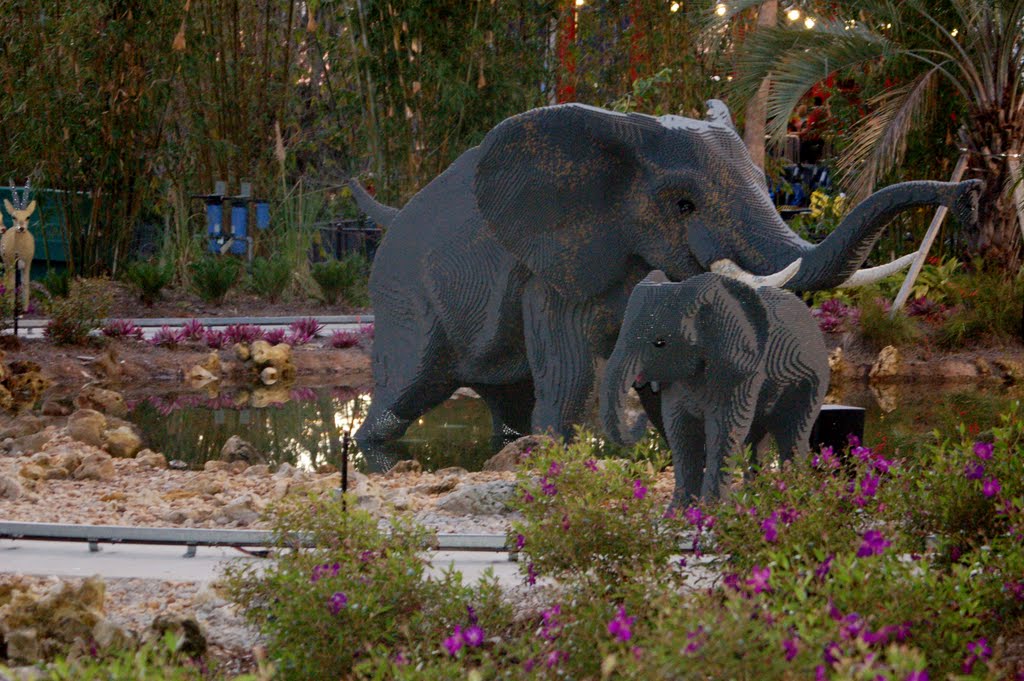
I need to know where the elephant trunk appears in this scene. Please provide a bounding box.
[785,180,982,291]
[601,346,649,445]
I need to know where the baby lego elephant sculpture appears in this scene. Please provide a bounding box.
[601,271,829,504]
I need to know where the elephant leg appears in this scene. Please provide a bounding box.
[471,380,535,449]
[355,312,457,472]
[769,381,820,465]
[701,375,762,499]
[662,392,705,508]
[522,281,598,439]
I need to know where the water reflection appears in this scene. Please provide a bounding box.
[121,380,1023,473]
[127,386,494,472]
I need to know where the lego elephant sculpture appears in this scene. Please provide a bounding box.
[351,100,979,470]
[601,272,830,503]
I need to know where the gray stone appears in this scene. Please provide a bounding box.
[435,480,518,515]
[219,435,266,465]
[385,459,421,477]
[0,413,45,440]
[0,473,23,500]
[410,476,459,495]
[73,452,116,481]
[135,449,168,469]
[482,435,553,472]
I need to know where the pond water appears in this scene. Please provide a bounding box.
[122,381,1024,473]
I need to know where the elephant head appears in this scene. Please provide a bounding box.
[472,101,982,300]
[601,271,768,445]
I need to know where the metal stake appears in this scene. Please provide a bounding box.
[341,431,350,511]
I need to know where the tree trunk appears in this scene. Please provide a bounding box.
[742,0,777,169]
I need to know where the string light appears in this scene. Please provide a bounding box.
[804,16,815,29]
[958,148,1022,159]
[951,27,959,36]
[575,0,585,6]
[670,1,680,12]
[786,8,801,21]
[715,3,727,16]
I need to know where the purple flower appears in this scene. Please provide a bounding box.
[905,671,928,681]
[545,649,567,668]
[761,513,779,543]
[466,604,478,624]
[815,665,828,681]
[973,441,994,460]
[547,461,563,477]
[962,637,991,673]
[815,554,835,581]
[857,530,891,557]
[443,626,464,656]
[584,458,598,471]
[747,565,771,594]
[685,626,705,654]
[964,461,986,480]
[685,506,705,527]
[723,573,741,591]
[851,445,872,462]
[783,636,799,661]
[527,562,537,586]
[463,625,484,647]
[813,447,840,470]
[873,456,893,474]
[1006,580,1024,601]
[779,507,800,525]
[633,480,647,500]
[823,641,842,665]
[982,477,1001,498]
[540,478,557,496]
[515,533,525,550]
[860,475,880,498]
[607,605,635,642]
[328,591,348,614]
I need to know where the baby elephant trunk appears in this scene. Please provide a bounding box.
[601,345,649,445]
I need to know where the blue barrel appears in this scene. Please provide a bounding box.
[206,202,223,254]
[230,202,248,255]
[255,201,270,230]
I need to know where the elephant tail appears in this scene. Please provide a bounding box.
[348,179,399,228]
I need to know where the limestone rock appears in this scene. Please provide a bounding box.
[66,409,108,448]
[135,449,168,469]
[74,386,128,418]
[410,476,459,495]
[259,367,278,385]
[229,460,249,474]
[0,575,106,664]
[995,358,1024,384]
[828,347,851,383]
[40,398,72,416]
[201,351,221,375]
[47,444,83,472]
[73,452,116,481]
[435,480,518,515]
[434,466,469,478]
[483,435,553,472]
[250,340,292,370]
[219,435,266,465]
[214,494,262,525]
[186,364,218,386]
[88,350,121,381]
[288,472,342,496]
[203,460,231,473]
[18,464,45,481]
[233,343,251,362]
[103,426,143,458]
[0,413,45,440]
[149,614,207,658]
[385,459,422,477]
[273,462,297,478]
[868,345,901,381]
[7,429,54,456]
[251,385,290,408]
[0,474,23,499]
[91,618,134,651]
[243,464,270,477]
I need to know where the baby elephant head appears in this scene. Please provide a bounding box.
[4,181,36,234]
[601,271,768,444]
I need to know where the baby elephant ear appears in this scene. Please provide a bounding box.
[474,105,665,300]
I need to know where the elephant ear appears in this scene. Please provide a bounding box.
[686,274,768,374]
[474,105,665,300]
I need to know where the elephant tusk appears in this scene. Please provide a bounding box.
[710,258,802,289]
[837,252,917,288]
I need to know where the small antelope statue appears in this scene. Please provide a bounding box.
[2,181,36,312]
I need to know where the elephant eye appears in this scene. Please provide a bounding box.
[677,199,695,215]
[653,338,667,348]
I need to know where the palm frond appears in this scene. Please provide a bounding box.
[838,66,942,202]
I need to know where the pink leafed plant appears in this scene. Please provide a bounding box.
[181,318,206,341]
[263,328,288,344]
[224,324,265,345]
[149,325,186,349]
[331,329,360,349]
[359,323,374,340]
[286,329,315,347]
[204,329,226,349]
[102,319,144,341]
[290,317,324,338]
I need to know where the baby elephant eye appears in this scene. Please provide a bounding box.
[677,199,696,215]
[653,338,667,348]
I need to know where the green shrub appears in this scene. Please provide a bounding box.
[857,293,920,350]
[939,268,1024,348]
[311,254,368,306]
[125,259,174,306]
[43,277,112,345]
[250,255,292,303]
[42,268,71,299]
[189,255,241,305]
[222,496,512,680]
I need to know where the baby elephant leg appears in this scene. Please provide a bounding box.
[662,385,705,508]
[702,375,762,499]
